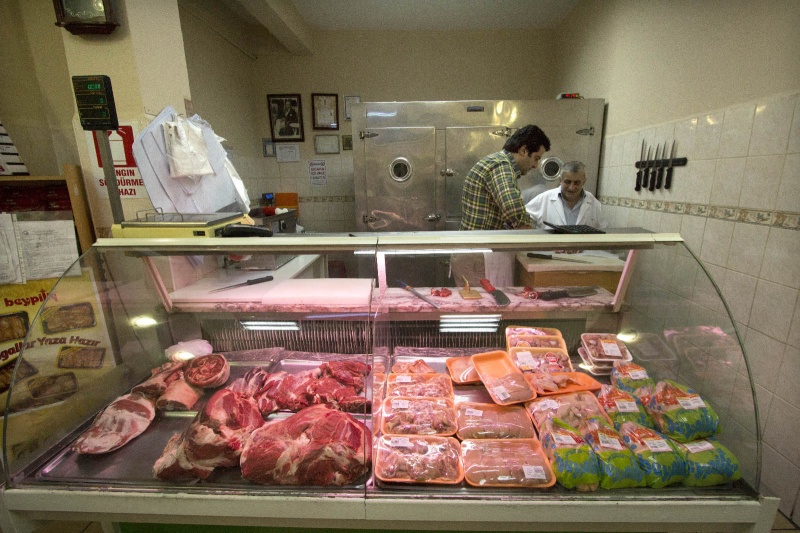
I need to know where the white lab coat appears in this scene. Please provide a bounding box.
[525,187,606,229]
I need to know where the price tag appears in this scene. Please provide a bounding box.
[601,340,624,358]
[389,437,412,448]
[678,396,706,409]
[516,351,536,371]
[599,432,623,450]
[391,399,410,410]
[553,432,577,445]
[644,438,672,453]
[615,400,640,413]
[629,369,649,380]
[464,408,483,417]
[683,440,715,453]
[538,399,561,410]
[395,375,412,383]
[523,465,547,480]
[492,386,511,401]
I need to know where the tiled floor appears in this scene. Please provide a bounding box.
[18,511,800,533]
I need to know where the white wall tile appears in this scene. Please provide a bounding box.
[685,158,716,205]
[726,222,769,276]
[788,96,800,154]
[661,212,682,233]
[739,154,785,210]
[775,345,800,409]
[720,270,757,326]
[775,152,800,213]
[760,227,800,290]
[700,218,734,267]
[621,131,642,166]
[673,116,698,161]
[760,443,800,517]
[749,280,798,343]
[654,124,675,148]
[680,215,706,256]
[609,134,625,167]
[789,296,800,350]
[719,104,754,158]
[743,328,786,389]
[710,157,745,207]
[750,94,796,156]
[763,395,800,468]
[695,112,723,160]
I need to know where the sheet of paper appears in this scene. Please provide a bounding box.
[0,213,24,284]
[14,217,79,280]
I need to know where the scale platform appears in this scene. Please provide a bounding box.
[111,211,246,238]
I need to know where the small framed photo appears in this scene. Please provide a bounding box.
[267,94,304,142]
[342,134,353,151]
[262,138,276,157]
[312,93,339,130]
[314,134,340,154]
[343,95,360,121]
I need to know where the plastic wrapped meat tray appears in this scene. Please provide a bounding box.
[581,333,632,363]
[525,391,611,432]
[505,326,562,338]
[508,347,573,374]
[471,351,535,405]
[374,434,463,484]
[456,402,535,439]
[382,397,457,436]
[524,372,601,396]
[507,335,567,352]
[461,438,555,488]
[385,373,453,398]
[445,356,480,384]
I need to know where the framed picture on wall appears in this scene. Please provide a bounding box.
[312,93,339,130]
[343,95,360,121]
[267,94,304,142]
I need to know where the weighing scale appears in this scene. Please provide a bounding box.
[111,211,247,238]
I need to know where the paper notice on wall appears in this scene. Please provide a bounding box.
[85,125,148,199]
[14,216,79,280]
[0,213,24,284]
[276,144,300,163]
[309,159,327,186]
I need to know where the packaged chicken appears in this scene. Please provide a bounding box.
[386,373,453,398]
[643,380,719,442]
[461,439,555,488]
[539,417,600,492]
[374,435,463,484]
[525,391,610,433]
[505,325,562,338]
[596,385,656,430]
[610,361,655,397]
[525,372,601,396]
[618,421,686,488]
[581,416,646,490]
[507,334,567,351]
[456,402,535,439]
[509,347,573,374]
[445,356,480,384]
[673,437,741,487]
[581,333,632,363]
[382,397,457,436]
[471,351,535,405]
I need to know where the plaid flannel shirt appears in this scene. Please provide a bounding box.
[460,150,531,230]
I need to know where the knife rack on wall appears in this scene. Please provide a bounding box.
[633,139,688,191]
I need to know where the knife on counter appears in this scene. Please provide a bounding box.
[209,275,274,293]
[479,278,510,306]
[527,252,591,264]
[649,143,662,191]
[664,140,677,189]
[635,139,645,191]
[396,279,440,308]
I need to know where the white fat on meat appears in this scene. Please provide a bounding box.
[73,392,156,454]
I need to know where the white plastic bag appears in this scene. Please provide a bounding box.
[162,114,214,179]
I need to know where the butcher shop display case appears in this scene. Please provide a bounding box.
[0,231,779,532]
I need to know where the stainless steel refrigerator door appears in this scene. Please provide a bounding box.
[361,126,439,231]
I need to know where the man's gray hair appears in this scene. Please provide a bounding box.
[562,161,586,174]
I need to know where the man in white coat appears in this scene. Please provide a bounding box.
[525,160,605,229]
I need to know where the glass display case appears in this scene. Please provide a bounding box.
[0,231,779,532]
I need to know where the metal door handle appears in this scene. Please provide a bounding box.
[359,131,378,139]
[440,169,454,176]
[426,214,441,222]
[362,214,377,223]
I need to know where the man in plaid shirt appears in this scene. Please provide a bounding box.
[461,125,551,230]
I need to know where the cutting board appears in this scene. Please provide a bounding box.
[262,278,375,306]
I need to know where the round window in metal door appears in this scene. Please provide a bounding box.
[389,157,413,182]
[540,156,563,181]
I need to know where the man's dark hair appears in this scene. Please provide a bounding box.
[503,125,551,154]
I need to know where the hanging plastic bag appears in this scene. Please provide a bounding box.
[162,114,214,179]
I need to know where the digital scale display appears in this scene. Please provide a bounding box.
[72,75,118,130]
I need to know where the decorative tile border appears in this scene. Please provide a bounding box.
[598,196,800,230]
[299,195,355,203]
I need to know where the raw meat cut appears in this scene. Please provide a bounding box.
[184,353,230,388]
[73,392,156,454]
[155,373,202,411]
[318,360,370,390]
[153,389,264,480]
[132,361,184,396]
[391,359,436,374]
[240,404,371,486]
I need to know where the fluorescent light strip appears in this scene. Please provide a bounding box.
[355,248,492,256]
[440,314,501,322]
[439,327,499,333]
[240,320,299,331]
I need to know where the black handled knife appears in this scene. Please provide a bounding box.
[209,275,274,293]
[641,145,652,189]
[649,143,662,191]
[656,142,667,189]
[635,139,645,191]
[664,140,677,189]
